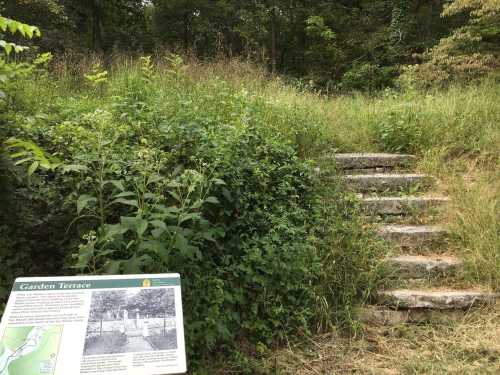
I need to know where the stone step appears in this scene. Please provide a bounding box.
[343,174,432,193]
[386,255,462,278]
[362,196,449,215]
[377,289,497,310]
[378,225,446,248]
[329,153,416,170]
[359,306,468,325]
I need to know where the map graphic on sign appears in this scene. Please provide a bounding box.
[0,325,62,375]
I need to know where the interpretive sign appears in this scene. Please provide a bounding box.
[0,274,186,375]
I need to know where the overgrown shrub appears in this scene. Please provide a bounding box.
[0,57,385,367]
[339,63,397,92]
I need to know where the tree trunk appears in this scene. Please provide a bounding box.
[91,1,103,52]
[270,2,277,74]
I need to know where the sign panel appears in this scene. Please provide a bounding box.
[0,274,186,375]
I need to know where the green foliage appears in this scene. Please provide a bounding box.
[0,58,386,367]
[402,0,500,87]
[0,15,41,99]
[305,16,336,42]
[0,15,40,57]
[4,137,61,177]
[339,63,397,92]
[0,15,41,40]
[84,63,108,88]
[2,0,470,91]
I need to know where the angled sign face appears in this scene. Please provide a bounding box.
[0,274,186,375]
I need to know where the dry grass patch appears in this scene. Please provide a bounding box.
[265,304,500,374]
[417,155,500,291]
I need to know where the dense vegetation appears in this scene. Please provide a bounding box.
[1,1,499,373]
[0,54,388,367]
[3,0,499,90]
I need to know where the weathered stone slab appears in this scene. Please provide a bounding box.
[329,153,416,170]
[386,255,462,278]
[377,289,498,309]
[359,306,468,325]
[378,225,446,248]
[343,174,432,193]
[363,196,449,215]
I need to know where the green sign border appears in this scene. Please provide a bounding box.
[12,277,180,291]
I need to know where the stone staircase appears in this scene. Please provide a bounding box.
[326,153,497,323]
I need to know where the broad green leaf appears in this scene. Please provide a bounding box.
[112,198,139,208]
[17,23,26,37]
[151,228,165,239]
[13,157,32,165]
[167,181,182,188]
[147,174,163,185]
[169,190,181,201]
[7,20,19,34]
[191,199,203,209]
[140,241,169,262]
[120,217,148,237]
[0,17,7,32]
[174,233,190,256]
[27,161,39,176]
[205,196,220,204]
[122,256,141,273]
[25,25,35,38]
[102,224,127,241]
[139,240,164,254]
[108,179,125,191]
[9,151,28,158]
[103,260,121,274]
[150,220,167,230]
[213,178,226,185]
[3,42,12,55]
[77,194,97,214]
[114,191,135,198]
[179,212,201,224]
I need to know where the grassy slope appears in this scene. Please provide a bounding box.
[188,63,500,373]
[10,57,500,373]
[266,79,500,374]
[266,303,500,374]
[256,75,500,291]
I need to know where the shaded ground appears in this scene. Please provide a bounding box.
[146,331,177,351]
[122,336,154,352]
[83,332,127,356]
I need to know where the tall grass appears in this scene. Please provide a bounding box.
[11,54,500,289]
[5,55,391,341]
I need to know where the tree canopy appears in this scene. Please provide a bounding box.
[2,0,498,89]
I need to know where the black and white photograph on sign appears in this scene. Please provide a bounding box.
[83,288,177,355]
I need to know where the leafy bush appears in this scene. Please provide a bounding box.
[399,0,500,88]
[339,63,397,92]
[0,57,386,367]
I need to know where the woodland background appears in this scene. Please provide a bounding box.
[3,0,499,90]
